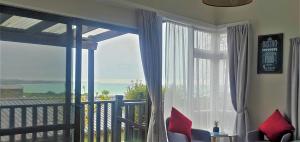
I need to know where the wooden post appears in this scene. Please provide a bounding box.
[64,23,73,140]
[112,95,123,142]
[74,24,82,142]
[88,49,95,142]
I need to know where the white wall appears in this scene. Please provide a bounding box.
[125,0,216,24]
[216,0,300,130]
[0,0,216,29]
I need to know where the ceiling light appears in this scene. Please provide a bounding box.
[203,0,253,7]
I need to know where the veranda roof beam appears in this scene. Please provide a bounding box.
[89,30,126,42]
[26,21,57,33]
[0,26,97,49]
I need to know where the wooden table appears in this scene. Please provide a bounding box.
[211,134,236,142]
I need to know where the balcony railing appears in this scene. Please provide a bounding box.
[0,96,148,142]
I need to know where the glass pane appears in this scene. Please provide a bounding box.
[194,30,213,50]
[79,24,147,142]
[0,13,73,141]
[192,58,212,130]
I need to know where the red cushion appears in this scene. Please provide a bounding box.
[259,109,294,141]
[168,107,192,142]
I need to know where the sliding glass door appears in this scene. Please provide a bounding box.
[0,5,145,142]
[0,9,75,142]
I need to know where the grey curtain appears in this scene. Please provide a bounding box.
[227,24,251,142]
[287,37,300,140]
[137,10,167,142]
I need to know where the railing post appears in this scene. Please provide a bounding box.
[103,103,108,142]
[9,108,15,142]
[112,95,123,142]
[21,107,27,141]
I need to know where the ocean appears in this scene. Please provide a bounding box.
[21,83,129,95]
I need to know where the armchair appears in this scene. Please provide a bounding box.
[248,130,292,142]
[166,118,211,142]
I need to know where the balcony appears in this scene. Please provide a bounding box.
[0,96,149,142]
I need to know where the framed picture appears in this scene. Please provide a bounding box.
[257,33,283,74]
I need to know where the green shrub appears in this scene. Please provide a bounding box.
[98,90,111,100]
[125,80,148,100]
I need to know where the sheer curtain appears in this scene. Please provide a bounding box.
[163,21,236,135]
[163,21,190,116]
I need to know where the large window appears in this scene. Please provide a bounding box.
[163,21,236,134]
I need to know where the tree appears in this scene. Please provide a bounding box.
[99,90,111,100]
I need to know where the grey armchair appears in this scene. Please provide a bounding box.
[248,130,292,142]
[166,118,211,142]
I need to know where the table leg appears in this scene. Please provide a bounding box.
[229,137,233,142]
[212,137,217,142]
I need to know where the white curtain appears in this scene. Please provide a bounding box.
[163,21,236,136]
[163,21,190,116]
[137,10,167,142]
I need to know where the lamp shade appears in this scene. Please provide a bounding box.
[203,0,253,7]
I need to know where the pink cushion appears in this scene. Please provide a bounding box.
[259,109,294,141]
[168,107,192,142]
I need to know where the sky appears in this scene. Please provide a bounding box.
[0,33,145,84]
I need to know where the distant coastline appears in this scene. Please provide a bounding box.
[0,79,64,85]
[0,79,129,95]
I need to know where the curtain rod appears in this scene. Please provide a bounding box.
[160,12,217,32]
[217,21,250,29]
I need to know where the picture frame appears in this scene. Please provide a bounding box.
[257,33,284,74]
